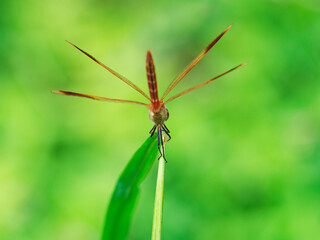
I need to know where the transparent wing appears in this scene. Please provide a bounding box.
[164,63,247,104]
[161,25,232,101]
[52,90,149,107]
[67,41,150,101]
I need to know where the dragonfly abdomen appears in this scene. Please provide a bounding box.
[146,50,160,110]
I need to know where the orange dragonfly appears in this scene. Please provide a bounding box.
[53,25,246,161]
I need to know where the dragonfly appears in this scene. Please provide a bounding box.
[52,25,246,161]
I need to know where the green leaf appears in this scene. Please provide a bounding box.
[102,136,158,240]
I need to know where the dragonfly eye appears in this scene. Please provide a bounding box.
[160,106,169,122]
[165,108,169,121]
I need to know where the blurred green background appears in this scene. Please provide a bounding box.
[1,0,320,239]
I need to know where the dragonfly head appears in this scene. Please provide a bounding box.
[149,105,169,125]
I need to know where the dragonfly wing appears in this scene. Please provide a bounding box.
[66,41,150,101]
[161,25,232,101]
[164,63,247,103]
[52,90,149,107]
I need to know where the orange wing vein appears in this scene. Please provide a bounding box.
[164,63,247,104]
[66,41,151,101]
[52,90,149,107]
[161,25,232,101]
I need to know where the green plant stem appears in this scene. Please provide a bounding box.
[151,153,166,240]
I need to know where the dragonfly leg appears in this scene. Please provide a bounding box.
[161,125,171,142]
[157,126,162,157]
[159,127,167,163]
[163,124,170,133]
[149,125,156,138]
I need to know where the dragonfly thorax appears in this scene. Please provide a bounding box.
[149,105,169,125]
